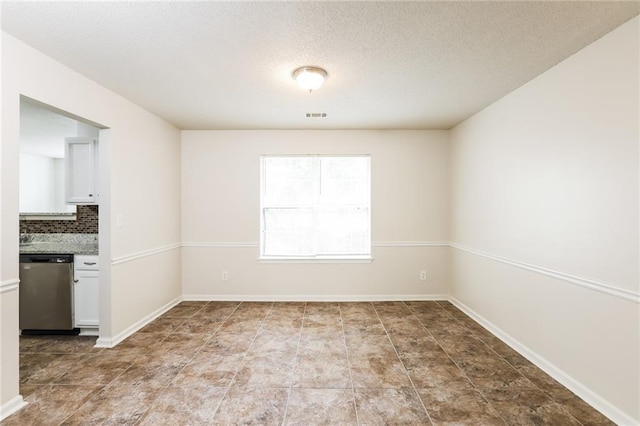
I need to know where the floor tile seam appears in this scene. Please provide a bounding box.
[47,357,133,385]
[541,399,588,426]
[480,385,582,426]
[29,356,116,386]
[210,301,258,334]
[187,302,210,318]
[502,363,588,426]
[160,327,220,392]
[434,335,511,426]
[447,317,548,402]
[157,321,189,343]
[208,301,278,422]
[52,381,109,426]
[99,365,168,396]
[21,350,95,356]
[280,302,308,426]
[533,386,591,425]
[338,301,361,426]
[207,312,236,335]
[128,381,175,426]
[374,302,434,426]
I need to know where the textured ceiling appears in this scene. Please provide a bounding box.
[2,1,638,130]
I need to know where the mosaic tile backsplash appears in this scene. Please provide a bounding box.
[20,205,99,234]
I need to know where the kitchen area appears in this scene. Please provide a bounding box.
[18,99,100,337]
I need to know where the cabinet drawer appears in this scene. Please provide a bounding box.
[75,255,99,271]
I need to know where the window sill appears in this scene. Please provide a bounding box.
[258,256,373,264]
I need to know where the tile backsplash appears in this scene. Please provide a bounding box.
[20,205,99,234]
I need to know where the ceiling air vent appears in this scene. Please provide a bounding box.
[306,113,327,118]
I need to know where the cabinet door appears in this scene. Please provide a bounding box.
[65,137,98,204]
[74,270,99,327]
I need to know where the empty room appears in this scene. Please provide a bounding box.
[1,1,638,425]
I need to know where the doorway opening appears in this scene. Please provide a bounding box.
[18,95,110,341]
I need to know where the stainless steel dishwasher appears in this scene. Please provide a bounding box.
[19,253,75,332]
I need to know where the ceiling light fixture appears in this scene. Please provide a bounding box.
[292,66,327,93]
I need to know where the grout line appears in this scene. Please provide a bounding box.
[398,301,439,426]
[133,300,221,425]
[372,302,434,426]
[194,302,244,421]
[280,302,307,426]
[451,314,587,426]
[57,382,106,425]
[210,300,274,419]
[185,300,244,422]
[338,301,361,426]
[414,304,510,426]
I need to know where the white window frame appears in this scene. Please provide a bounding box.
[259,155,372,263]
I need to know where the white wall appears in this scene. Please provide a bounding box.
[1,32,182,415]
[18,153,55,212]
[182,130,449,299]
[449,17,639,424]
[52,158,72,213]
[17,154,72,213]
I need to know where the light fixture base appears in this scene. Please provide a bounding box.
[292,66,328,92]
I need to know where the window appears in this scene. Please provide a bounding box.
[260,155,371,260]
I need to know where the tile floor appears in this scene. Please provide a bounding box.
[3,301,613,425]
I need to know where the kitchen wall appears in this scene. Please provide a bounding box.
[19,205,98,234]
[18,153,72,213]
[1,31,182,417]
[449,16,639,424]
[181,130,450,300]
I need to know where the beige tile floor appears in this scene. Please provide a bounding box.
[3,301,613,425]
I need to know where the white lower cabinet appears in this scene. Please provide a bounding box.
[74,255,99,329]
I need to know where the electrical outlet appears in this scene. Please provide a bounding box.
[221,271,229,281]
[419,271,427,281]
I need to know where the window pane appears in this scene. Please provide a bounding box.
[261,155,371,258]
[263,208,314,255]
[319,157,369,205]
[263,157,314,205]
[316,207,370,254]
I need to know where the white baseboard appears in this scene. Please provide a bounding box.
[0,395,27,421]
[95,296,182,348]
[182,294,449,302]
[79,328,99,337]
[448,296,637,426]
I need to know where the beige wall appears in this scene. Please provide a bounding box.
[1,32,182,414]
[449,17,639,424]
[181,130,450,299]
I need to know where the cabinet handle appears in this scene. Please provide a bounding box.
[74,279,79,283]
[88,194,93,197]
[84,262,97,265]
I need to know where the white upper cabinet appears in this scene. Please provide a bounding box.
[65,137,99,204]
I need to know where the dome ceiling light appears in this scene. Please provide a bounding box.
[292,66,328,93]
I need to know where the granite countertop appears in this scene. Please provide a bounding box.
[19,233,99,256]
[19,242,98,255]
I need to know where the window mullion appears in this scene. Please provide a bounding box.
[312,156,321,257]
